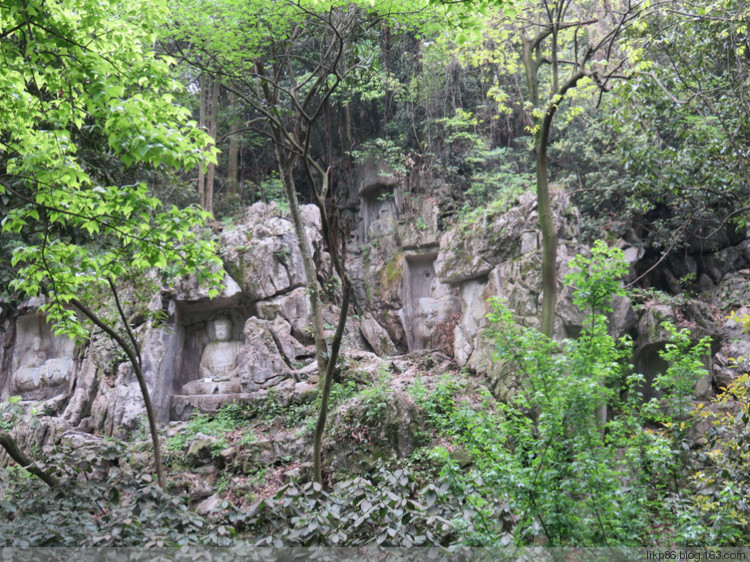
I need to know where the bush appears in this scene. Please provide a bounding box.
[0,439,229,547]
[680,374,750,545]
[414,241,714,546]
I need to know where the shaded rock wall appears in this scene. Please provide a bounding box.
[0,202,369,434]
[3,160,750,441]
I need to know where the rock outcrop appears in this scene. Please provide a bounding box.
[0,202,367,433]
[2,167,750,447]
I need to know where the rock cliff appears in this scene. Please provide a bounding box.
[2,163,750,448]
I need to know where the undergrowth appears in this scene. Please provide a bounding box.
[2,241,746,547]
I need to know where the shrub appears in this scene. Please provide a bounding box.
[415,241,713,546]
[679,374,750,545]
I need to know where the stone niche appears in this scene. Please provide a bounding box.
[403,253,459,351]
[169,299,252,420]
[2,313,76,401]
[361,185,397,242]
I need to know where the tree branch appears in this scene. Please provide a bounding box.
[0,431,59,488]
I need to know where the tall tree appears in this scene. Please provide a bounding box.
[164,0,434,484]
[459,0,650,335]
[0,0,222,489]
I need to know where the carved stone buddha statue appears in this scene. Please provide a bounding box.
[182,317,243,395]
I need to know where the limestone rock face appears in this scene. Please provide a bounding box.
[435,191,574,285]
[453,280,487,366]
[437,192,586,399]
[237,317,291,392]
[359,313,398,357]
[220,202,325,302]
[62,356,99,428]
[5,166,750,457]
[267,316,315,364]
[257,287,312,343]
[609,294,637,338]
[175,272,243,304]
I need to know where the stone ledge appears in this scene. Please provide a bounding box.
[170,393,256,421]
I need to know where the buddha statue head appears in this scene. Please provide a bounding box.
[211,316,233,342]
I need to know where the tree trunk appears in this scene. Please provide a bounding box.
[275,151,329,377]
[198,73,207,208]
[536,117,557,338]
[227,89,240,197]
[308,168,352,485]
[205,78,220,216]
[323,98,333,169]
[313,277,350,484]
[0,432,59,488]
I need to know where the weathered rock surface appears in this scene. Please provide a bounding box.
[237,317,291,392]
[359,312,399,356]
[327,387,420,473]
[2,170,750,457]
[436,192,587,399]
[257,287,312,343]
[185,433,219,467]
[220,202,326,302]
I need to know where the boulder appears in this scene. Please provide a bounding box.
[634,303,677,353]
[257,287,312,342]
[359,313,398,357]
[175,272,243,304]
[237,317,291,391]
[185,433,219,467]
[267,317,315,364]
[195,494,223,515]
[292,381,318,404]
[327,388,420,473]
[220,202,325,302]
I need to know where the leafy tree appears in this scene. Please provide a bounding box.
[0,0,222,488]
[606,0,750,251]
[164,0,437,484]
[429,0,654,335]
[496,0,648,335]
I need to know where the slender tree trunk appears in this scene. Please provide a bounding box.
[0,432,59,487]
[205,78,220,216]
[227,89,240,197]
[313,277,350,484]
[536,118,557,337]
[71,298,166,490]
[323,99,333,168]
[522,36,558,337]
[275,151,329,376]
[198,73,207,208]
[383,24,392,133]
[308,168,352,485]
[344,103,353,153]
[536,70,586,337]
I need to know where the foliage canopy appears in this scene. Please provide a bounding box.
[0,0,223,335]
